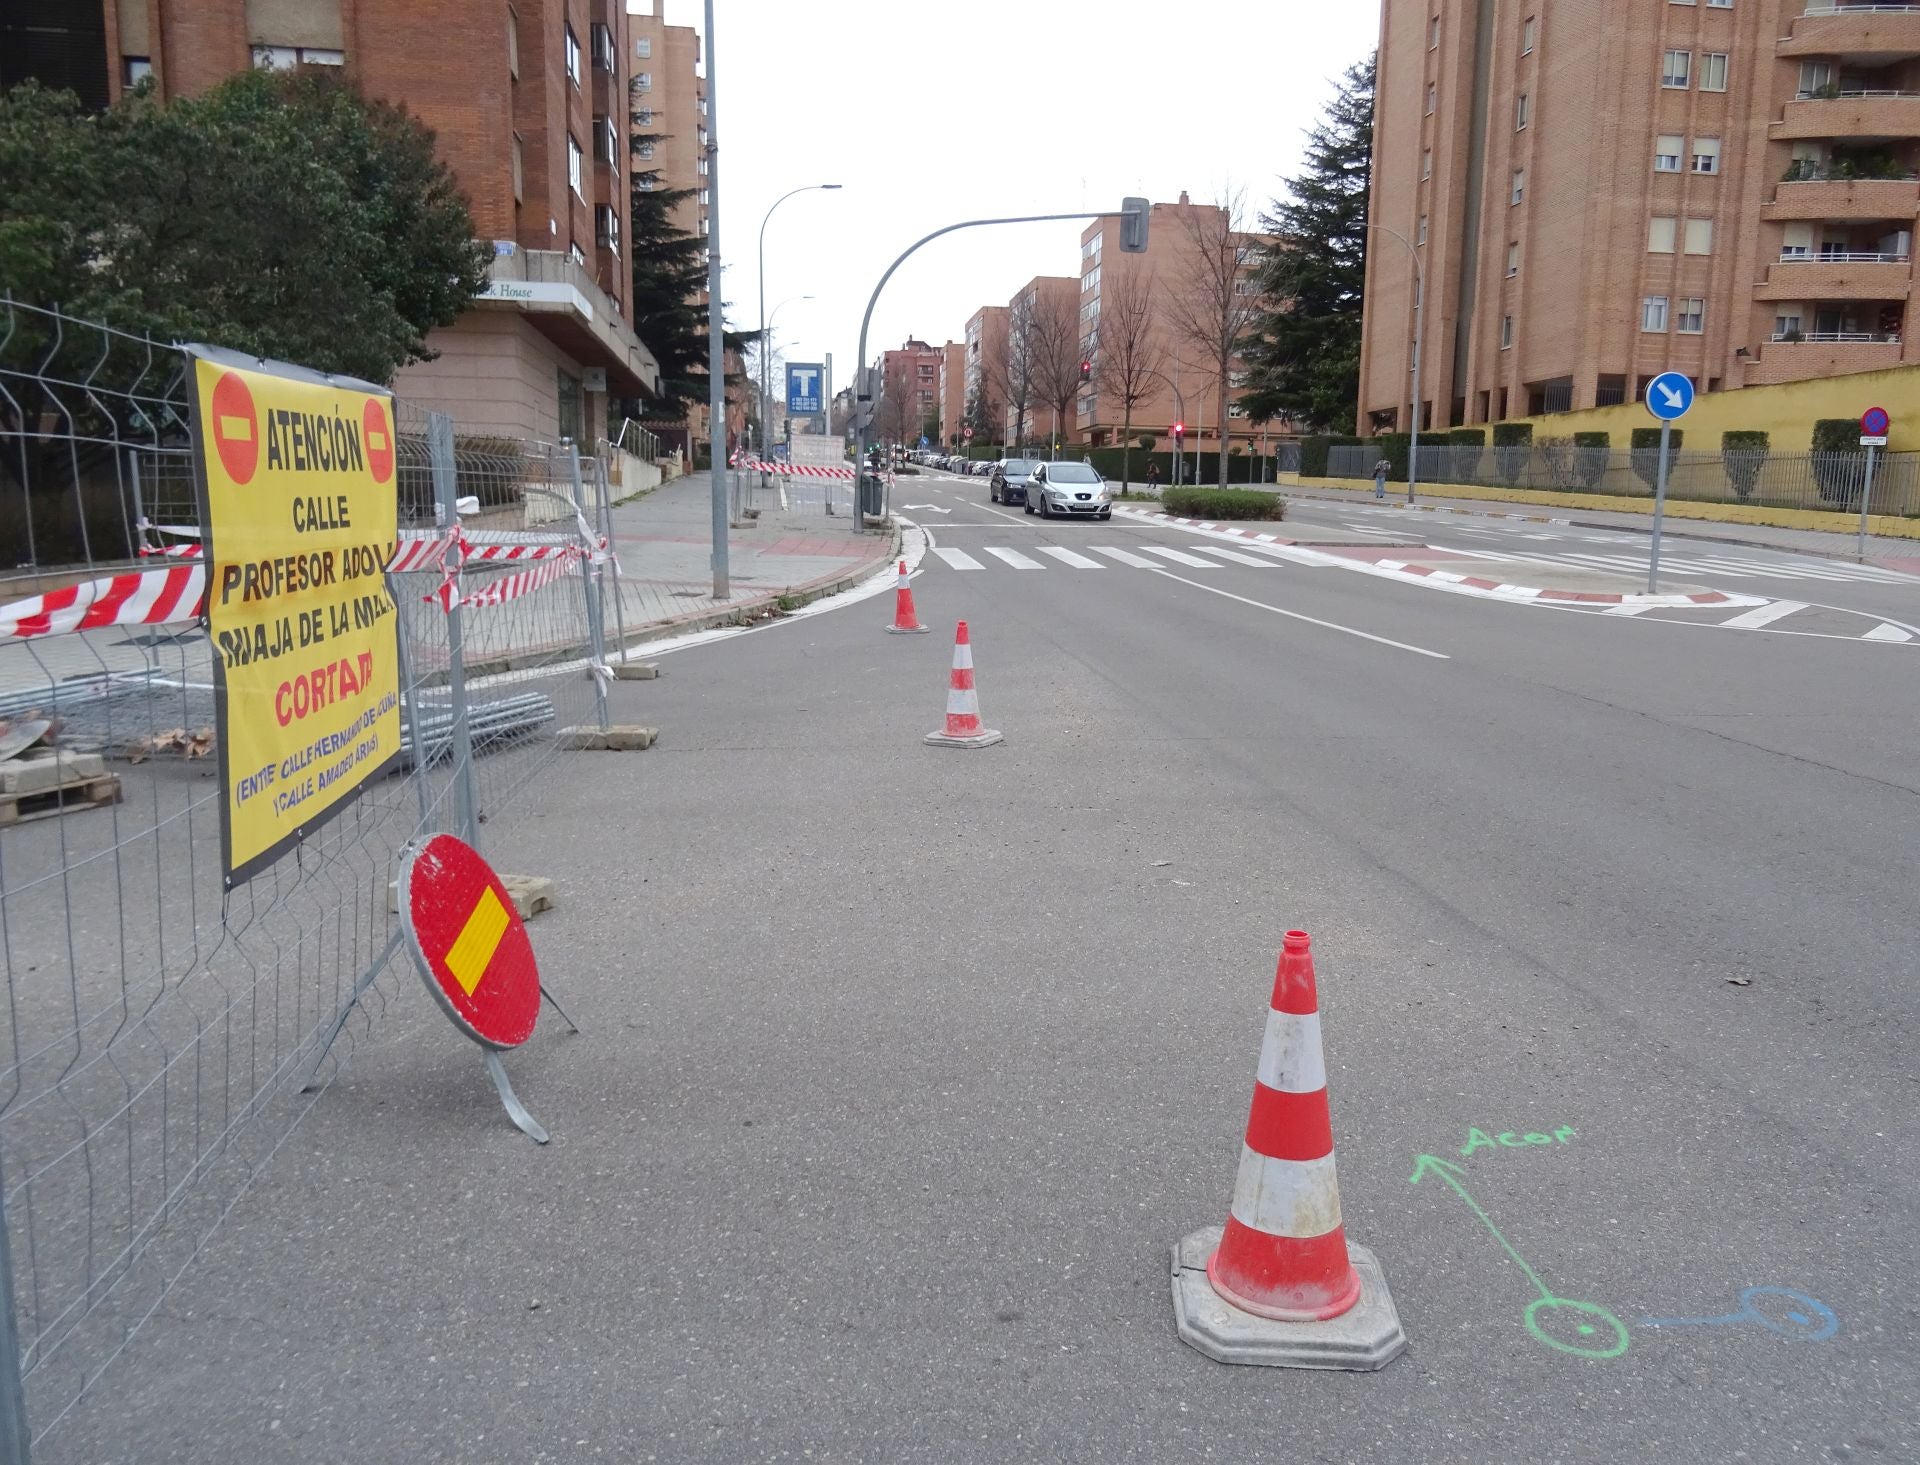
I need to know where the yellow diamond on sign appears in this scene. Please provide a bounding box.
[444,885,509,997]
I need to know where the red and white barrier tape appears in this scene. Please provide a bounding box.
[425,544,586,611]
[1,564,206,640]
[730,456,855,480]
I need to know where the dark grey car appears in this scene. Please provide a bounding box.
[989,458,1038,506]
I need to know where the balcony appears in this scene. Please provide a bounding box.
[1774,90,1920,139]
[1779,4,1920,63]
[482,248,661,398]
[1764,172,1920,217]
[1747,329,1906,385]
[1754,250,1914,299]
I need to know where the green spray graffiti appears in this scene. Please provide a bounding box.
[1409,1154,1629,1359]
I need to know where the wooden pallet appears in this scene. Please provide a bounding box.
[0,772,122,828]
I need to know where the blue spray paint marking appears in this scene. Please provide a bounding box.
[1638,1287,1838,1342]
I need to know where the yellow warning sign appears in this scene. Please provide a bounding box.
[190,350,402,882]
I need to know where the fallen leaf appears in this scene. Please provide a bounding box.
[1726,977,1752,987]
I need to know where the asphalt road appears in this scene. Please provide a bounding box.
[55,473,1920,1463]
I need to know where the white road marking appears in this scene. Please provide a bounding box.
[1717,600,1809,630]
[1034,546,1105,569]
[984,547,1044,569]
[1191,545,1283,567]
[932,547,985,570]
[1601,604,1653,617]
[1145,568,1450,660]
[1139,545,1224,569]
[1088,545,1164,568]
[1863,622,1915,643]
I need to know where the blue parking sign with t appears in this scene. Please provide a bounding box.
[787,363,824,417]
[1645,372,1694,421]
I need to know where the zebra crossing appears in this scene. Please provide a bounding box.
[1438,545,1916,584]
[930,543,1292,573]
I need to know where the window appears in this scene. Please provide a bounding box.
[697,156,709,175]
[1775,311,1803,338]
[1707,0,1731,8]
[1430,16,1440,48]
[1655,135,1683,172]
[567,133,583,197]
[506,6,518,77]
[1511,169,1526,204]
[252,45,344,68]
[1516,93,1530,130]
[636,106,654,126]
[1501,315,1514,349]
[1692,137,1721,174]
[1700,53,1728,91]
[1082,265,1102,292]
[1423,149,1433,180]
[511,132,523,202]
[565,24,581,85]
[595,204,621,254]
[1678,297,1705,333]
[1648,216,1677,253]
[1417,214,1429,245]
[1781,223,1814,258]
[1642,295,1670,332]
[1684,218,1713,255]
[1427,84,1436,114]
[699,187,710,205]
[557,370,582,441]
[1662,50,1691,88]
[1507,241,1520,276]
[591,22,614,71]
[638,176,656,193]
[1799,61,1835,98]
[122,56,152,85]
[637,140,655,160]
[596,115,619,166]
[1234,277,1260,295]
[568,241,587,267]
[636,70,652,91]
[635,36,652,59]
[1522,16,1536,53]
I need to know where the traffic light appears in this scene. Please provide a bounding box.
[1172,421,1186,439]
[1079,359,1092,383]
[1119,196,1149,254]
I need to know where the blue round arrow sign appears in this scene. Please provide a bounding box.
[1645,372,1695,422]
[1862,406,1891,438]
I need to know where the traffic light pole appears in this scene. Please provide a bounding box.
[854,203,1147,524]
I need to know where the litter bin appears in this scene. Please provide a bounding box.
[859,472,885,519]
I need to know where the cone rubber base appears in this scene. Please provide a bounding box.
[887,624,931,635]
[1171,1226,1406,1370]
[924,728,1004,749]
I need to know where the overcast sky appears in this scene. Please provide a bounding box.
[644,0,1379,393]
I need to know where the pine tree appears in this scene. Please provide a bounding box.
[628,106,711,417]
[1239,54,1375,433]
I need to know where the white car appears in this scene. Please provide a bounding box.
[1023,461,1112,520]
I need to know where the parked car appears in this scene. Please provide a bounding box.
[1024,460,1111,519]
[990,458,1039,506]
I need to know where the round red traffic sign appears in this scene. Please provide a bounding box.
[399,834,540,1050]
[210,371,260,485]
[363,396,396,485]
[1862,406,1891,438]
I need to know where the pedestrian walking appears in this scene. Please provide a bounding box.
[1373,457,1391,500]
[1147,460,1161,495]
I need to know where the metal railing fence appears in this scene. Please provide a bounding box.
[0,301,625,1459]
[1323,442,1920,516]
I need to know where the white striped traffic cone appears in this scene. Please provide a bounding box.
[924,620,1003,749]
[1172,930,1406,1369]
[885,559,930,634]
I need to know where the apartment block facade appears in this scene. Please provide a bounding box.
[1360,0,1920,434]
[879,338,945,446]
[937,342,968,447]
[964,306,1011,443]
[27,0,662,444]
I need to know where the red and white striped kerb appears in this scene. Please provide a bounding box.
[1206,930,1363,1322]
[1,564,206,640]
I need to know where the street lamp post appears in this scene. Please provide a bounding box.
[758,183,841,491]
[759,293,812,466]
[1368,223,1424,505]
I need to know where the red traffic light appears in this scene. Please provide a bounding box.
[1079,359,1092,381]
[1172,421,1186,437]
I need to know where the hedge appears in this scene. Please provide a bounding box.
[1811,419,1865,504]
[1161,488,1286,521]
[1447,427,1486,479]
[1492,422,1533,485]
[1373,433,1412,483]
[1721,430,1770,502]
[1630,426,1682,490]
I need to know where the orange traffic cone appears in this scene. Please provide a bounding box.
[924,621,1003,749]
[886,559,930,634]
[1172,931,1406,1369]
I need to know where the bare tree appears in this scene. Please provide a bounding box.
[1160,189,1265,486]
[1024,287,1085,457]
[995,296,1040,451]
[1094,266,1162,489]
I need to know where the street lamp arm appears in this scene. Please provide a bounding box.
[1365,221,1425,504]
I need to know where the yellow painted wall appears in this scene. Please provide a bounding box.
[1509,364,1920,452]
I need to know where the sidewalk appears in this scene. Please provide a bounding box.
[1275,477,1920,572]
[604,470,897,646]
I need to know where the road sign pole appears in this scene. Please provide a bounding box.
[1649,418,1672,595]
[1858,442,1878,560]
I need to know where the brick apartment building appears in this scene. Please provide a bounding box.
[937,341,967,448]
[7,0,663,445]
[1005,275,1080,448]
[877,338,945,447]
[1361,0,1920,435]
[1074,192,1278,455]
[964,305,1010,443]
